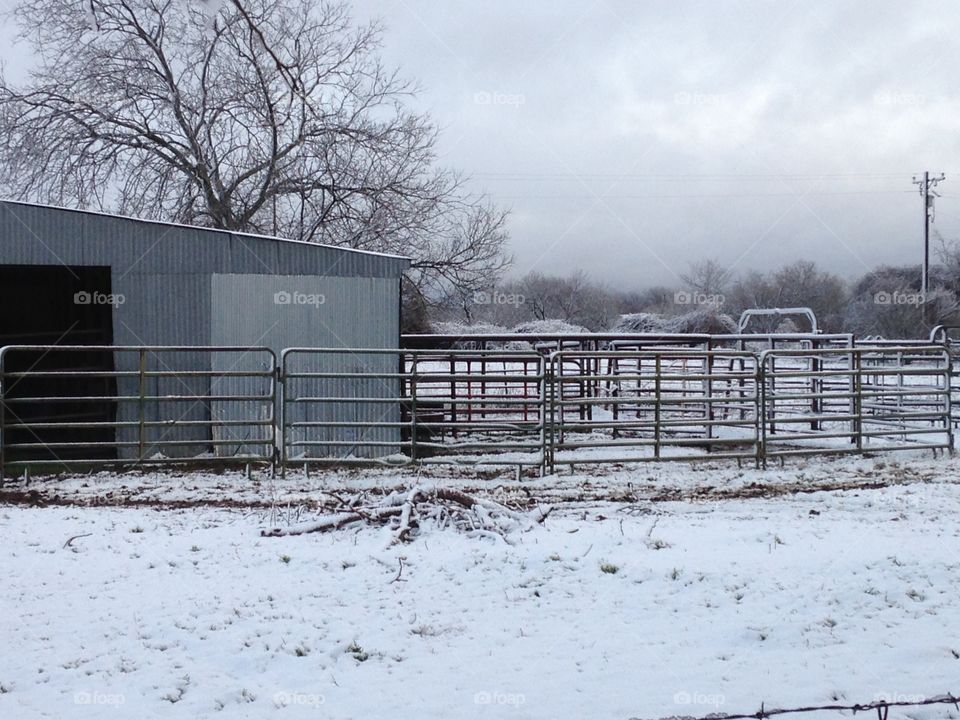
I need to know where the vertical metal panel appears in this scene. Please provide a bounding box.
[211,274,400,458]
[210,274,398,350]
[112,274,212,458]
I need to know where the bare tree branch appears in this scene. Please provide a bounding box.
[0,0,509,296]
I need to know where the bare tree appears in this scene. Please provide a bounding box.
[843,265,958,338]
[772,260,847,332]
[502,271,617,330]
[728,270,781,311]
[935,230,960,297]
[0,0,508,298]
[680,258,730,296]
[615,286,676,316]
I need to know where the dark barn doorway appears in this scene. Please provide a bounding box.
[0,265,117,464]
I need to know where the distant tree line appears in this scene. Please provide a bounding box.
[416,245,960,338]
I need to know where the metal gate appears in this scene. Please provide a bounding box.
[280,348,547,472]
[0,345,276,476]
[760,346,953,459]
[547,349,761,468]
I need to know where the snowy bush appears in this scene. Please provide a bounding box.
[610,309,737,335]
[431,321,508,336]
[510,319,591,335]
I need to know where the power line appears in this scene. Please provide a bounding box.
[473,171,929,182]
[489,190,916,200]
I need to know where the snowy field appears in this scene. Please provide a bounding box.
[2,455,960,719]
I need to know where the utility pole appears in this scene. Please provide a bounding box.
[912,171,946,312]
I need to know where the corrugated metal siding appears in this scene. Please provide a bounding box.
[111,275,213,459]
[0,201,86,265]
[211,274,401,458]
[0,200,410,278]
[210,274,398,349]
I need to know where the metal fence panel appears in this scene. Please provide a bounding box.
[280,348,546,471]
[0,342,954,479]
[760,346,953,459]
[0,345,276,476]
[547,350,761,469]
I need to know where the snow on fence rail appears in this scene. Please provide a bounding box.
[0,342,954,478]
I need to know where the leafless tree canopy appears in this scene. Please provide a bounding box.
[680,258,730,296]
[435,254,960,338]
[0,0,509,298]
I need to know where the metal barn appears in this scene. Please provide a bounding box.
[0,200,409,465]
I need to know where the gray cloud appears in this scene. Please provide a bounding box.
[353,0,960,288]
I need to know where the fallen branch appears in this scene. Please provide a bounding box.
[261,506,404,537]
[261,486,551,543]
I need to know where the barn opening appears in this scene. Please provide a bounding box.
[0,265,117,462]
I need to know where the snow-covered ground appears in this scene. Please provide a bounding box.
[2,455,960,719]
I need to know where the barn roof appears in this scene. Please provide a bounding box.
[0,199,411,278]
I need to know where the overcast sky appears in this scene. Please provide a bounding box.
[346,0,960,290]
[3,0,960,290]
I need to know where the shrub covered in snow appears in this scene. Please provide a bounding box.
[430,319,594,350]
[611,308,737,335]
[431,321,508,336]
[609,313,664,333]
[661,308,738,334]
[510,319,591,335]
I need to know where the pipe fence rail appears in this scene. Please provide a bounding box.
[0,338,956,478]
[760,346,953,460]
[280,348,546,474]
[402,331,857,354]
[0,345,276,477]
[548,350,761,467]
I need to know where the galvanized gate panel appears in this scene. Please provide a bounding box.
[760,346,953,458]
[548,349,761,468]
[280,349,546,470]
[0,345,276,475]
